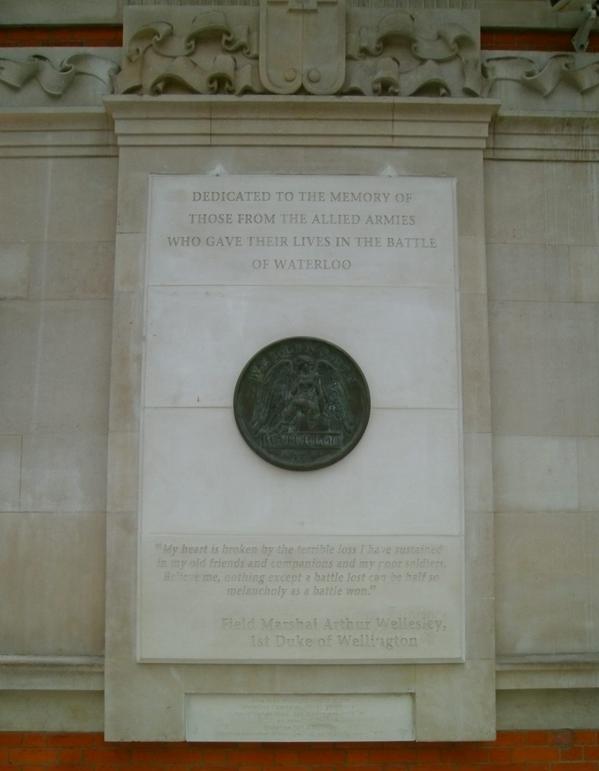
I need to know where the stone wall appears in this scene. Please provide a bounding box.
[0,150,117,656]
[1,0,599,739]
[487,157,599,660]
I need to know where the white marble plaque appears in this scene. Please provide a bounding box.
[185,693,415,742]
[141,408,462,536]
[140,534,463,662]
[139,174,464,663]
[148,175,456,288]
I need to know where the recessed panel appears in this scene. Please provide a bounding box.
[139,174,463,663]
[185,693,415,741]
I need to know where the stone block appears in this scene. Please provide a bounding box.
[488,243,599,304]
[490,300,599,437]
[0,435,21,511]
[464,433,493,513]
[114,232,144,292]
[0,299,112,434]
[497,690,599,731]
[32,299,112,433]
[495,512,596,656]
[0,159,50,242]
[47,158,118,242]
[28,241,114,300]
[107,432,138,513]
[459,235,487,295]
[0,511,105,655]
[108,291,143,433]
[0,301,38,434]
[464,510,495,660]
[570,245,599,303]
[486,160,598,247]
[578,438,599,512]
[0,691,104,732]
[494,435,578,513]
[461,292,492,433]
[0,243,29,299]
[20,432,107,513]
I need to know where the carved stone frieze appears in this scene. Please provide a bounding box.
[483,53,599,97]
[344,10,481,96]
[116,11,261,95]
[0,53,119,102]
[116,3,481,97]
[3,6,599,109]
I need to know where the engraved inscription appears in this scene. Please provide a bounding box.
[149,175,456,289]
[185,694,415,742]
[140,535,463,662]
[234,337,370,470]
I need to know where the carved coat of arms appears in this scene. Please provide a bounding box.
[259,0,346,94]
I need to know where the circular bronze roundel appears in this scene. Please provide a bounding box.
[234,337,370,471]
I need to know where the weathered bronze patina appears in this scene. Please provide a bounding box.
[234,337,370,471]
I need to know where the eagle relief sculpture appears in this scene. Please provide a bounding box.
[234,337,370,470]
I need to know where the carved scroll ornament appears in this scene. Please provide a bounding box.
[483,54,599,97]
[0,53,118,97]
[3,5,599,106]
[115,3,482,97]
[116,13,261,95]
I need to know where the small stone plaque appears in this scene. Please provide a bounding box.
[234,337,370,471]
[185,693,415,742]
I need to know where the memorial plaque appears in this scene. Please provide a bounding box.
[139,174,463,664]
[234,337,371,471]
[185,694,415,742]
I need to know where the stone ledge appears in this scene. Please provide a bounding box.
[496,655,599,691]
[105,95,499,149]
[0,656,104,692]
[486,111,599,160]
[0,108,117,157]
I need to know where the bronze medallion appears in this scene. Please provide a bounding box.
[234,337,370,471]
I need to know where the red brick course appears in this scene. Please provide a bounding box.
[0,25,597,52]
[0,732,598,770]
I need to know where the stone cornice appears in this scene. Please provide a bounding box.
[486,111,599,160]
[105,95,499,149]
[0,107,117,157]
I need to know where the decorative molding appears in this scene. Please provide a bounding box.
[105,95,499,149]
[1,10,598,112]
[485,111,599,161]
[496,654,599,691]
[0,109,117,157]
[344,10,481,96]
[483,52,599,98]
[116,5,482,97]
[0,52,119,97]
[0,655,104,692]
[115,5,599,106]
